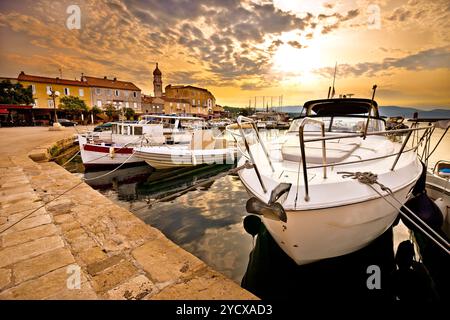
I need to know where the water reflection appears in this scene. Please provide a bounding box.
[65,127,449,297]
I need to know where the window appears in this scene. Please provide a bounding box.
[46,86,52,94]
[96,88,101,95]
[133,102,137,109]
[125,102,129,108]
[34,99,38,107]
[97,100,102,108]
[64,88,70,95]
[107,89,112,96]
[79,89,84,97]
[133,92,137,98]
[134,127,143,135]
[31,85,36,95]
[197,107,200,113]
[115,90,119,96]
[197,100,200,106]
[192,99,195,105]
[124,91,129,97]
[48,99,54,108]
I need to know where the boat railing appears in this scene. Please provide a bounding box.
[227,116,434,200]
[297,118,327,201]
[226,116,274,193]
[299,121,433,201]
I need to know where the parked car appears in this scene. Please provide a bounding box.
[93,122,113,132]
[57,119,77,127]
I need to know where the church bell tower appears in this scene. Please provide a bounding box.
[153,63,162,97]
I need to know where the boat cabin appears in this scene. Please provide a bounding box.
[290,98,385,134]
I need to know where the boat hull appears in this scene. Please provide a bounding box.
[243,182,414,265]
[79,143,144,167]
[136,150,235,169]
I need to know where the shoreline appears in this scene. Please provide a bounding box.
[0,127,256,299]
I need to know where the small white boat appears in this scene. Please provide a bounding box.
[227,97,433,265]
[134,130,235,169]
[78,115,202,167]
[78,133,144,168]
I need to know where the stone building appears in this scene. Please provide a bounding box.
[141,95,164,114]
[165,85,215,117]
[141,64,217,117]
[83,75,141,112]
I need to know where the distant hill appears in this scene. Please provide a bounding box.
[378,106,450,119]
[255,106,450,119]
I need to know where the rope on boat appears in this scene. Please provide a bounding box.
[132,161,254,212]
[338,171,450,255]
[83,151,137,181]
[61,150,81,167]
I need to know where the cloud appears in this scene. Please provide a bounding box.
[322,22,340,34]
[287,40,303,49]
[387,7,412,21]
[316,46,450,78]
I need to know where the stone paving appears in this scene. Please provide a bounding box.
[0,127,256,300]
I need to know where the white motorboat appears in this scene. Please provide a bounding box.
[134,130,236,169]
[227,97,433,265]
[78,115,202,167]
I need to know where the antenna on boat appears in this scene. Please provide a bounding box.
[363,84,378,140]
[331,62,337,98]
[371,84,378,101]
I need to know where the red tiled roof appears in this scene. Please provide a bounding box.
[165,84,213,96]
[83,76,140,91]
[17,72,89,87]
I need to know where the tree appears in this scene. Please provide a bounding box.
[0,80,33,105]
[91,105,103,116]
[123,107,135,120]
[104,104,117,120]
[59,96,88,114]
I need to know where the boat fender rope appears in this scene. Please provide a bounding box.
[338,171,393,194]
[338,171,450,255]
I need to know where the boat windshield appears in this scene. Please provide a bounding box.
[288,116,385,134]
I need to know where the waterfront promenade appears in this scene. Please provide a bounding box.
[0,127,256,299]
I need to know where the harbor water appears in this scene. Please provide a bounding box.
[66,128,449,300]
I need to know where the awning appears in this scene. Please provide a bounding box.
[0,104,33,110]
[0,109,8,114]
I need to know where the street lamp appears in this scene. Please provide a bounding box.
[47,88,60,125]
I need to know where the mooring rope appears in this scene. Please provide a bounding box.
[338,171,450,254]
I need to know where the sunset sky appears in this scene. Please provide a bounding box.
[0,0,449,108]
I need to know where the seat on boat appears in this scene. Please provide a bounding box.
[281,140,361,164]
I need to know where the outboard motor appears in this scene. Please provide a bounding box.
[401,161,444,231]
